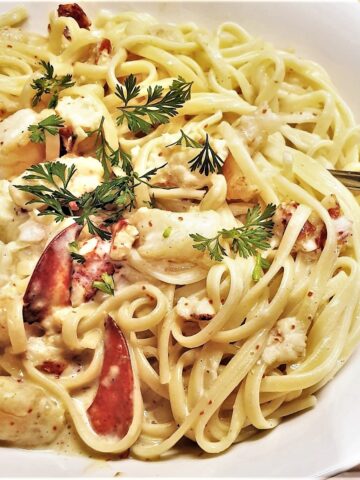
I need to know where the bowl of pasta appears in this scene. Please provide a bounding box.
[1,1,360,477]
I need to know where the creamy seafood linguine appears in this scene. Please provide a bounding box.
[0,3,359,459]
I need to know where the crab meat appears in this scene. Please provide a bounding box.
[57,3,91,29]
[272,201,352,253]
[262,317,306,366]
[110,219,139,262]
[176,296,215,321]
[222,154,259,202]
[23,223,82,323]
[87,316,134,439]
[0,377,65,446]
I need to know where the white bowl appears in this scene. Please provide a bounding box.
[1,2,360,477]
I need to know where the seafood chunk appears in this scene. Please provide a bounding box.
[131,207,226,262]
[262,317,306,366]
[222,154,259,202]
[23,223,81,323]
[87,317,134,438]
[57,3,91,29]
[0,377,65,446]
[176,297,215,321]
[110,220,139,262]
[0,109,44,178]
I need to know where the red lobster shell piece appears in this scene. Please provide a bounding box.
[87,317,134,439]
[57,3,91,29]
[23,223,82,323]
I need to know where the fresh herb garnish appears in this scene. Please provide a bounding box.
[31,61,75,108]
[93,273,115,296]
[166,129,202,148]
[187,134,224,176]
[189,232,226,262]
[163,226,172,238]
[115,74,193,134]
[190,204,276,261]
[15,160,168,241]
[143,193,157,209]
[68,241,85,264]
[28,114,65,143]
[252,253,270,282]
[86,116,131,181]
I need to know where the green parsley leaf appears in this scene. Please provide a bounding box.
[190,204,276,262]
[68,241,85,264]
[187,134,224,176]
[166,129,202,148]
[163,226,172,238]
[252,253,271,282]
[28,114,64,143]
[70,252,86,264]
[87,116,134,181]
[143,193,157,209]
[31,61,75,108]
[116,75,193,134]
[189,232,226,262]
[93,273,115,296]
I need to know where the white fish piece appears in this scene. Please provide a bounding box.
[130,207,227,261]
[0,109,44,178]
[0,377,65,446]
[55,95,104,143]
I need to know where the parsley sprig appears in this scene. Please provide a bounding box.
[86,116,130,181]
[28,114,64,143]
[190,204,276,262]
[68,241,85,264]
[187,134,224,176]
[31,61,75,108]
[93,273,115,296]
[166,129,202,149]
[14,159,167,240]
[115,74,193,134]
[252,253,270,282]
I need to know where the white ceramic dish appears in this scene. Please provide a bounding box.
[1,1,360,477]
